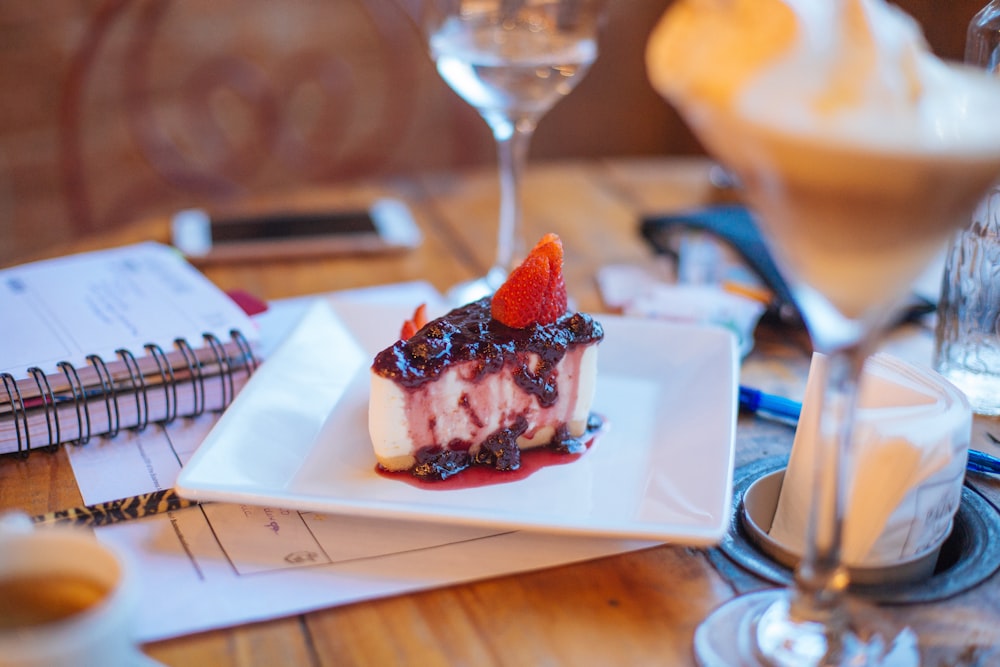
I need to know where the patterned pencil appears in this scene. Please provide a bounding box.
[32,488,198,527]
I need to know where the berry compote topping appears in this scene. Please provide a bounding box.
[371,297,603,400]
[378,413,606,488]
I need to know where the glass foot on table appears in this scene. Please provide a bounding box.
[693,589,919,667]
[445,267,507,307]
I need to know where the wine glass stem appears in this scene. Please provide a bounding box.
[490,117,536,282]
[791,344,868,636]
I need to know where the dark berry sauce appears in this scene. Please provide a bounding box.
[371,297,604,403]
[377,414,606,489]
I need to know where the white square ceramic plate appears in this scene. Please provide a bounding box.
[177,298,738,544]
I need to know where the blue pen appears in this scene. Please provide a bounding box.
[738,385,1000,476]
[738,385,802,422]
[966,448,1000,475]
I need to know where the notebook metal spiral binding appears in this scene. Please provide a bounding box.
[203,333,232,409]
[28,367,59,452]
[0,374,27,456]
[145,342,178,426]
[88,353,120,438]
[0,329,258,458]
[175,337,206,418]
[232,328,258,373]
[116,347,148,432]
[57,360,91,446]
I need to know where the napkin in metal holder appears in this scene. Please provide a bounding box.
[719,457,1000,604]
[742,468,942,586]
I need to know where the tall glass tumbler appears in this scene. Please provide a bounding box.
[933,0,1000,416]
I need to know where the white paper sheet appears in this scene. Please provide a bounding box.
[0,242,257,376]
[66,283,657,642]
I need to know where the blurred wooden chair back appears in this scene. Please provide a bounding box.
[0,0,978,265]
[0,0,691,264]
[58,1,482,237]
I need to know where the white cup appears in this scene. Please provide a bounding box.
[0,513,141,667]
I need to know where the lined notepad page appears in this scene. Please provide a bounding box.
[0,242,257,376]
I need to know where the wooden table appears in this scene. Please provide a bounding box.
[3,157,1000,666]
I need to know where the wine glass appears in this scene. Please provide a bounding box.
[423,0,607,304]
[646,22,1000,667]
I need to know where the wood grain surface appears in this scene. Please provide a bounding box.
[3,158,1000,666]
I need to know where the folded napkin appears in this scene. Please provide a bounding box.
[769,352,971,567]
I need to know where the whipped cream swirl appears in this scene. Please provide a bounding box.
[646,0,1000,154]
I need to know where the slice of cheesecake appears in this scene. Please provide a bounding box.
[368,234,604,480]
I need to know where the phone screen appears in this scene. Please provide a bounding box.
[211,212,378,243]
[172,201,420,261]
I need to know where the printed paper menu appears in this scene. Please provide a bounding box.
[66,287,656,642]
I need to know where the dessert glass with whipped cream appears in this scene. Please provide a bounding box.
[647,0,1000,664]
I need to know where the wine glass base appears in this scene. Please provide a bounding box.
[445,267,508,307]
[693,589,919,667]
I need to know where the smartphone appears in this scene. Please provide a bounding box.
[171,198,422,262]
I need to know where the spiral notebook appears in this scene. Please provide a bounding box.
[0,242,260,456]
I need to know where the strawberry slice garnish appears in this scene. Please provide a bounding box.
[400,303,428,340]
[491,233,568,328]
